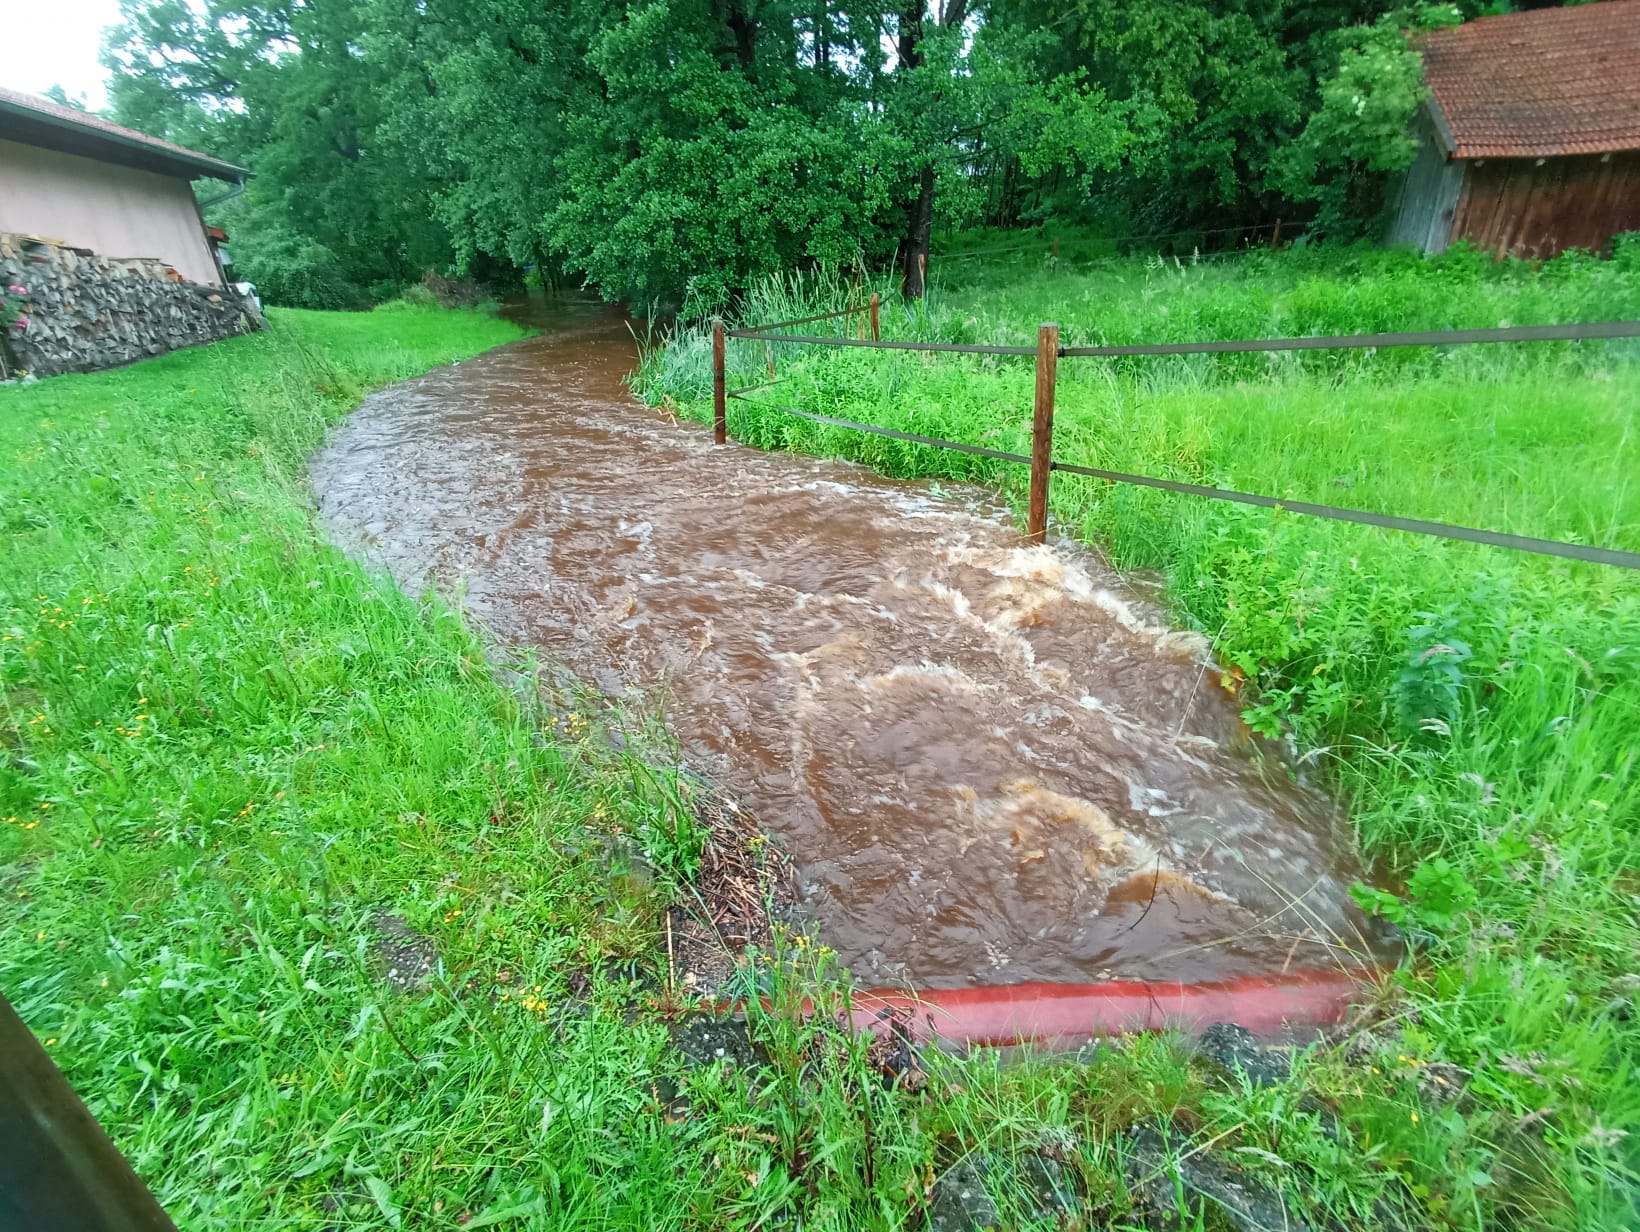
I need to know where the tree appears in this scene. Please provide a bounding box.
[988,1,1394,237]
[99,0,1570,309]
[543,1,887,307]
[41,86,91,112]
[880,3,1132,296]
[104,0,454,307]
[1279,6,1457,235]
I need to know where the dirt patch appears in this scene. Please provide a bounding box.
[926,1150,1085,1231]
[670,1016,770,1071]
[666,791,792,997]
[1196,1022,1293,1087]
[371,913,439,993]
[862,1004,929,1091]
[928,1157,1000,1231]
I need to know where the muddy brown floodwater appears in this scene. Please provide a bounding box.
[312,295,1385,990]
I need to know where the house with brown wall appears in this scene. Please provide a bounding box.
[1388,0,1640,259]
[0,86,246,285]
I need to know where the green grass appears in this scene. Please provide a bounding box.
[4,262,1635,1229]
[2,303,1490,1231]
[638,242,1640,1228]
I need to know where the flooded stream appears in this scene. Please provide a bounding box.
[312,296,1382,989]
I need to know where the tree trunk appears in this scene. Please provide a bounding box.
[902,162,935,298]
[897,3,924,69]
[728,9,757,70]
[898,4,930,298]
[714,0,757,71]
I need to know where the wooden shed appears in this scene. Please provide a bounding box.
[1388,0,1640,259]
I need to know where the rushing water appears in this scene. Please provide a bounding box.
[311,295,1384,989]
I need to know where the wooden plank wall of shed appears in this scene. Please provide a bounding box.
[1453,152,1640,258]
[1386,109,1465,254]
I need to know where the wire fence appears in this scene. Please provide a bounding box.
[710,309,1640,571]
[731,319,1640,355]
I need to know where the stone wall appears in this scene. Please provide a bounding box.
[1,233,262,380]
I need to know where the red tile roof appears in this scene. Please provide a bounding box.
[0,85,246,181]
[1420,0,1640,160]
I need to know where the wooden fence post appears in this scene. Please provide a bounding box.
[711,317,727,446]
[869,292,880,342]
[1270,218,1282,251]
[1027,322,1059,544]
[1051,236,1059,261]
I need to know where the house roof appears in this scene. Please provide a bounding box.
[1420,0,1640,160]
[0,85,247,182]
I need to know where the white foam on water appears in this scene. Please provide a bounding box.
[617,518,654,551]
[1128,781,1185,817]
[926,581,1035,658]
[858,662,993,694]
[792,590,900,621]
[1155,629,1213,658]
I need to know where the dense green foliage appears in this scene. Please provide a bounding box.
[99,1,1589,310]
[638,243,1640,1227]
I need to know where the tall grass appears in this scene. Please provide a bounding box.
[636,242,1640,1227]
[2,304,1492,1230]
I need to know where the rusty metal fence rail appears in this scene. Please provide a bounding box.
[710,313,1640,571]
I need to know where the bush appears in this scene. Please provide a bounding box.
[231,227,371,311]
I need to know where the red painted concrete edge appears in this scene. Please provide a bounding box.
[842,969,1367,1049]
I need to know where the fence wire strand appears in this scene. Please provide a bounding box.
[728,394,1033,465]
[726,394,1640,571]
[731,320,1640,356]
[1060,319,1640,357]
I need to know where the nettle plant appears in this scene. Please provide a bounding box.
[1391,612,1474,742]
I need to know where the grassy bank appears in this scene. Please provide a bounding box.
[0,305,1438,1232]
[639,244,1640,1227]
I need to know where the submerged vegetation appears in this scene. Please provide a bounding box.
[638,242,1640,1225]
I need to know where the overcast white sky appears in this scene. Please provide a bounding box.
[0,0,125,109]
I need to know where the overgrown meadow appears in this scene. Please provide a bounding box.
[638,241,1640,1226]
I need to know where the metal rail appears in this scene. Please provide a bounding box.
[726,393,1640,571]
[1059,319,1640,357]
[1048,459,1640,570]
[729,320,1640,357]
[727,332,1037,355]
[729,395,1033,465]
[735,305,857,333]
[729,295,880,339]
[713,312,1640,569]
